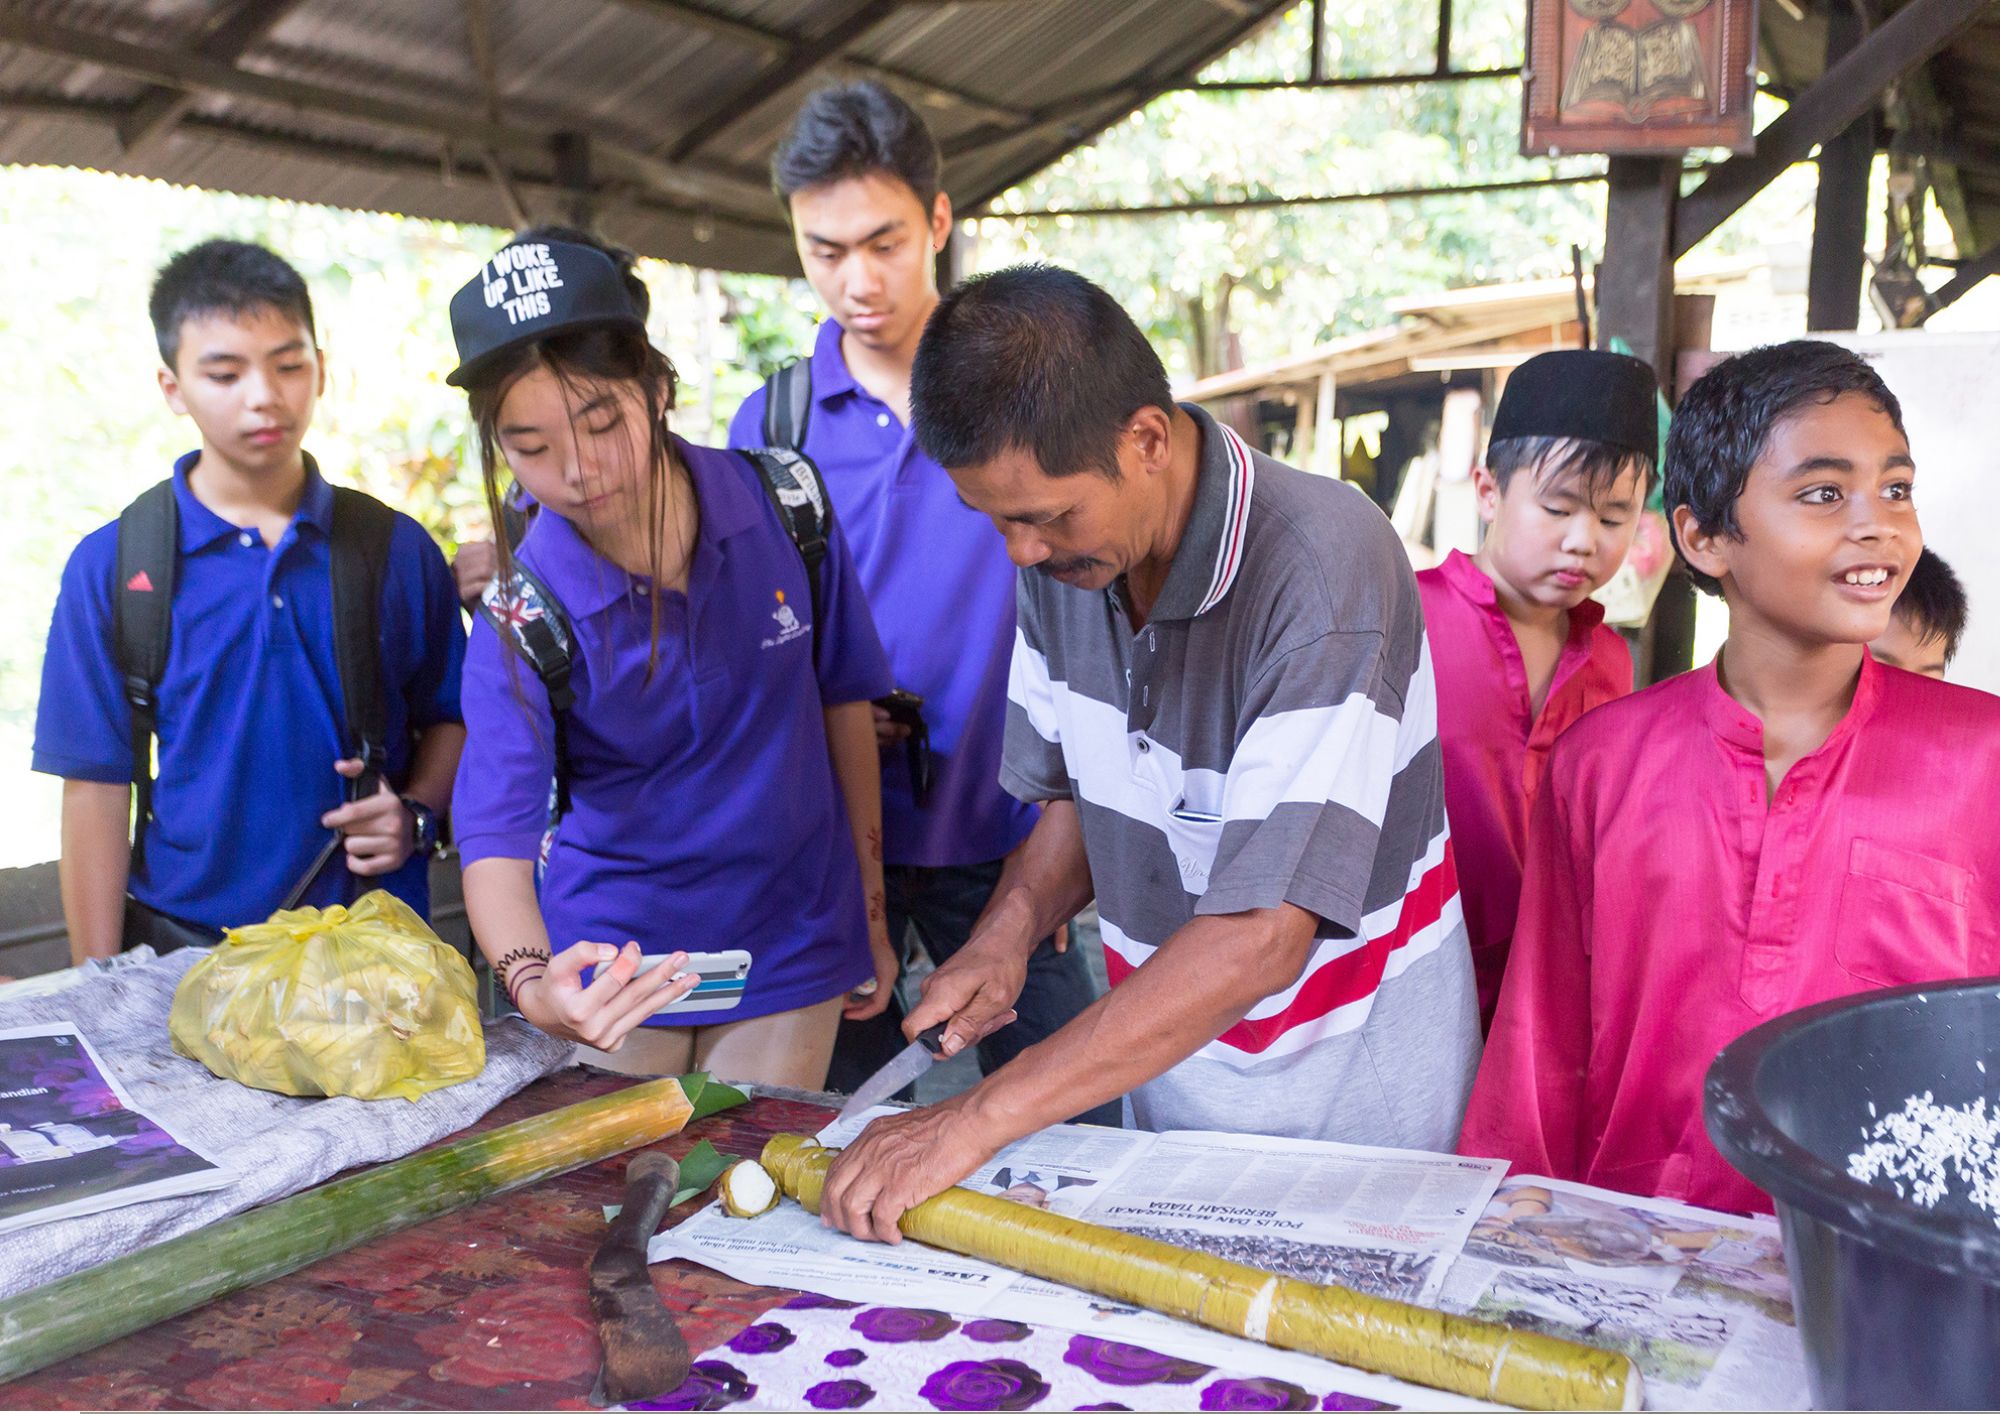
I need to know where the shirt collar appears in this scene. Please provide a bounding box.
[521,436,762,617]
[1701,646,1884,755]
[1438,548,1608,643]
[1146,402,1258,623]
[170,450,333,552]
[808,319,860,404]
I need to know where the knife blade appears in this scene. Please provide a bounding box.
[836,1022,949,1123]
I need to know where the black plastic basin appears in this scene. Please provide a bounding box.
[1705,977,2000,1411]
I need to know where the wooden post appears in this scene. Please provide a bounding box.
[1598,156,1695,682]
[1597,157,1678,374]
[1292,392,1315,468]
[1313,370,1338,475]
[935,226,964,294]
[551,131,593,230]
[1807,5,1875,331]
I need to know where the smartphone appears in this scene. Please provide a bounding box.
[632,949,753,1015]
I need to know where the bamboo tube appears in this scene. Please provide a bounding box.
[763,1135,1640,1413]
[0,1075,742,1384]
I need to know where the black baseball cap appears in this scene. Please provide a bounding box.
[1490,349,1659,461]
[445,238,646,388]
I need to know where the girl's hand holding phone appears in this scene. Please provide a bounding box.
[515,940,697,1050]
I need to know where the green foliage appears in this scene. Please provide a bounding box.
[969,0,1608,380]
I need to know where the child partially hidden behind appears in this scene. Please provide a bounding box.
[1870,545,1968,678]
[1460,339,2000,1215]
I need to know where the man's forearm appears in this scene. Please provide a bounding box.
[60,779,133,962]
[403,722,465,815]
[960,903,1317,1141]
[977,800,1094,955]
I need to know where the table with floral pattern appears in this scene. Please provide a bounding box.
[636,1295,1401,1413]
[0,1071,1406,1412]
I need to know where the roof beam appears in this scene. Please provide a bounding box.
[1,90,793,245]
[1167,65,1518,92]
[994,171,1602,219]
[614,0,1027,126]
[0,11,774,219]
[665,0,907,162]
[1675,0,1990,257]
[1926,237,2000,315]
[116,0,310,160]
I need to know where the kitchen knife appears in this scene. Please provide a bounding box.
[835,1022,948,1123]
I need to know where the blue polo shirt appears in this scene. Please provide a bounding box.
[729,320,1036,869]
[452,437,893,1024]
[33,452,466,929]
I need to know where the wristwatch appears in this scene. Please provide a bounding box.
[402,796,441,858]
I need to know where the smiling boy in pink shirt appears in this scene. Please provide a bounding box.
[1418,350,1657,1027]
[1461,340,2000,1214]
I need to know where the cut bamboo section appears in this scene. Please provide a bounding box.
[0,1074,744,1385]
[763,1135,1640,1413]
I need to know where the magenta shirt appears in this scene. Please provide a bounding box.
[1461,652,2000,1214]
[1417,550,1632,1026]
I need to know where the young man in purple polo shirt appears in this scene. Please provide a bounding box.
[731,82,1108,1122]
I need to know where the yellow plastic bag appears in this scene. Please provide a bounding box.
[169,890,486,1102]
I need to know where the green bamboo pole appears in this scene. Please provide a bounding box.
[0,1074,743,1384]
[764,1135,1640,1413]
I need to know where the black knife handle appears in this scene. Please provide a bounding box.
[916,1022,949,1055]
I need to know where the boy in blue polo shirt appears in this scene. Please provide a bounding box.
[34,240,465,958]
[731,82,1108,1122]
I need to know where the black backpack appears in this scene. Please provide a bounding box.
[479,448,832,827]
[761,358,812,453]
[113,474,397,875]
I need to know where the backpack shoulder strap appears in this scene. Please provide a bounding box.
[741,447,831,627]
[112,480,179,871]
[760,358,813,452]
[477,559,579,820]
[328,487,398,801]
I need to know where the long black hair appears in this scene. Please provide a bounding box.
[458,233,687,678]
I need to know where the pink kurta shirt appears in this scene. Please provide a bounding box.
[1417,550,1632,1025]
[1460,652,2000,1214]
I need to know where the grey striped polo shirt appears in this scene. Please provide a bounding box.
[1003,403,1480,1152]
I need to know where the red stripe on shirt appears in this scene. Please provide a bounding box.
[1103,837,1459,1056]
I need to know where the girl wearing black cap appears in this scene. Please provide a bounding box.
[444,231,899,1087]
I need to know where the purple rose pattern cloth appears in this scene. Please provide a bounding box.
[634,1298,1399,1412]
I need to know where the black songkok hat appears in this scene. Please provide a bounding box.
[1490,349,1659,460]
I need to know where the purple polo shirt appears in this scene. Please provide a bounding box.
[453,438,893,1024]
[730,320,1036,868]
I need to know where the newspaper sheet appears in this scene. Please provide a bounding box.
[1435,1175,1807,1411]
[0,1022,231,1234]
[653,1108,1507,1410]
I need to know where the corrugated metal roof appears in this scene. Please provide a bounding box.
[0,0,1291,273]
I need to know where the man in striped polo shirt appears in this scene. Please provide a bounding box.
[821,265,1480,1243]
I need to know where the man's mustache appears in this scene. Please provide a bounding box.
[1034,557,1103,578]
